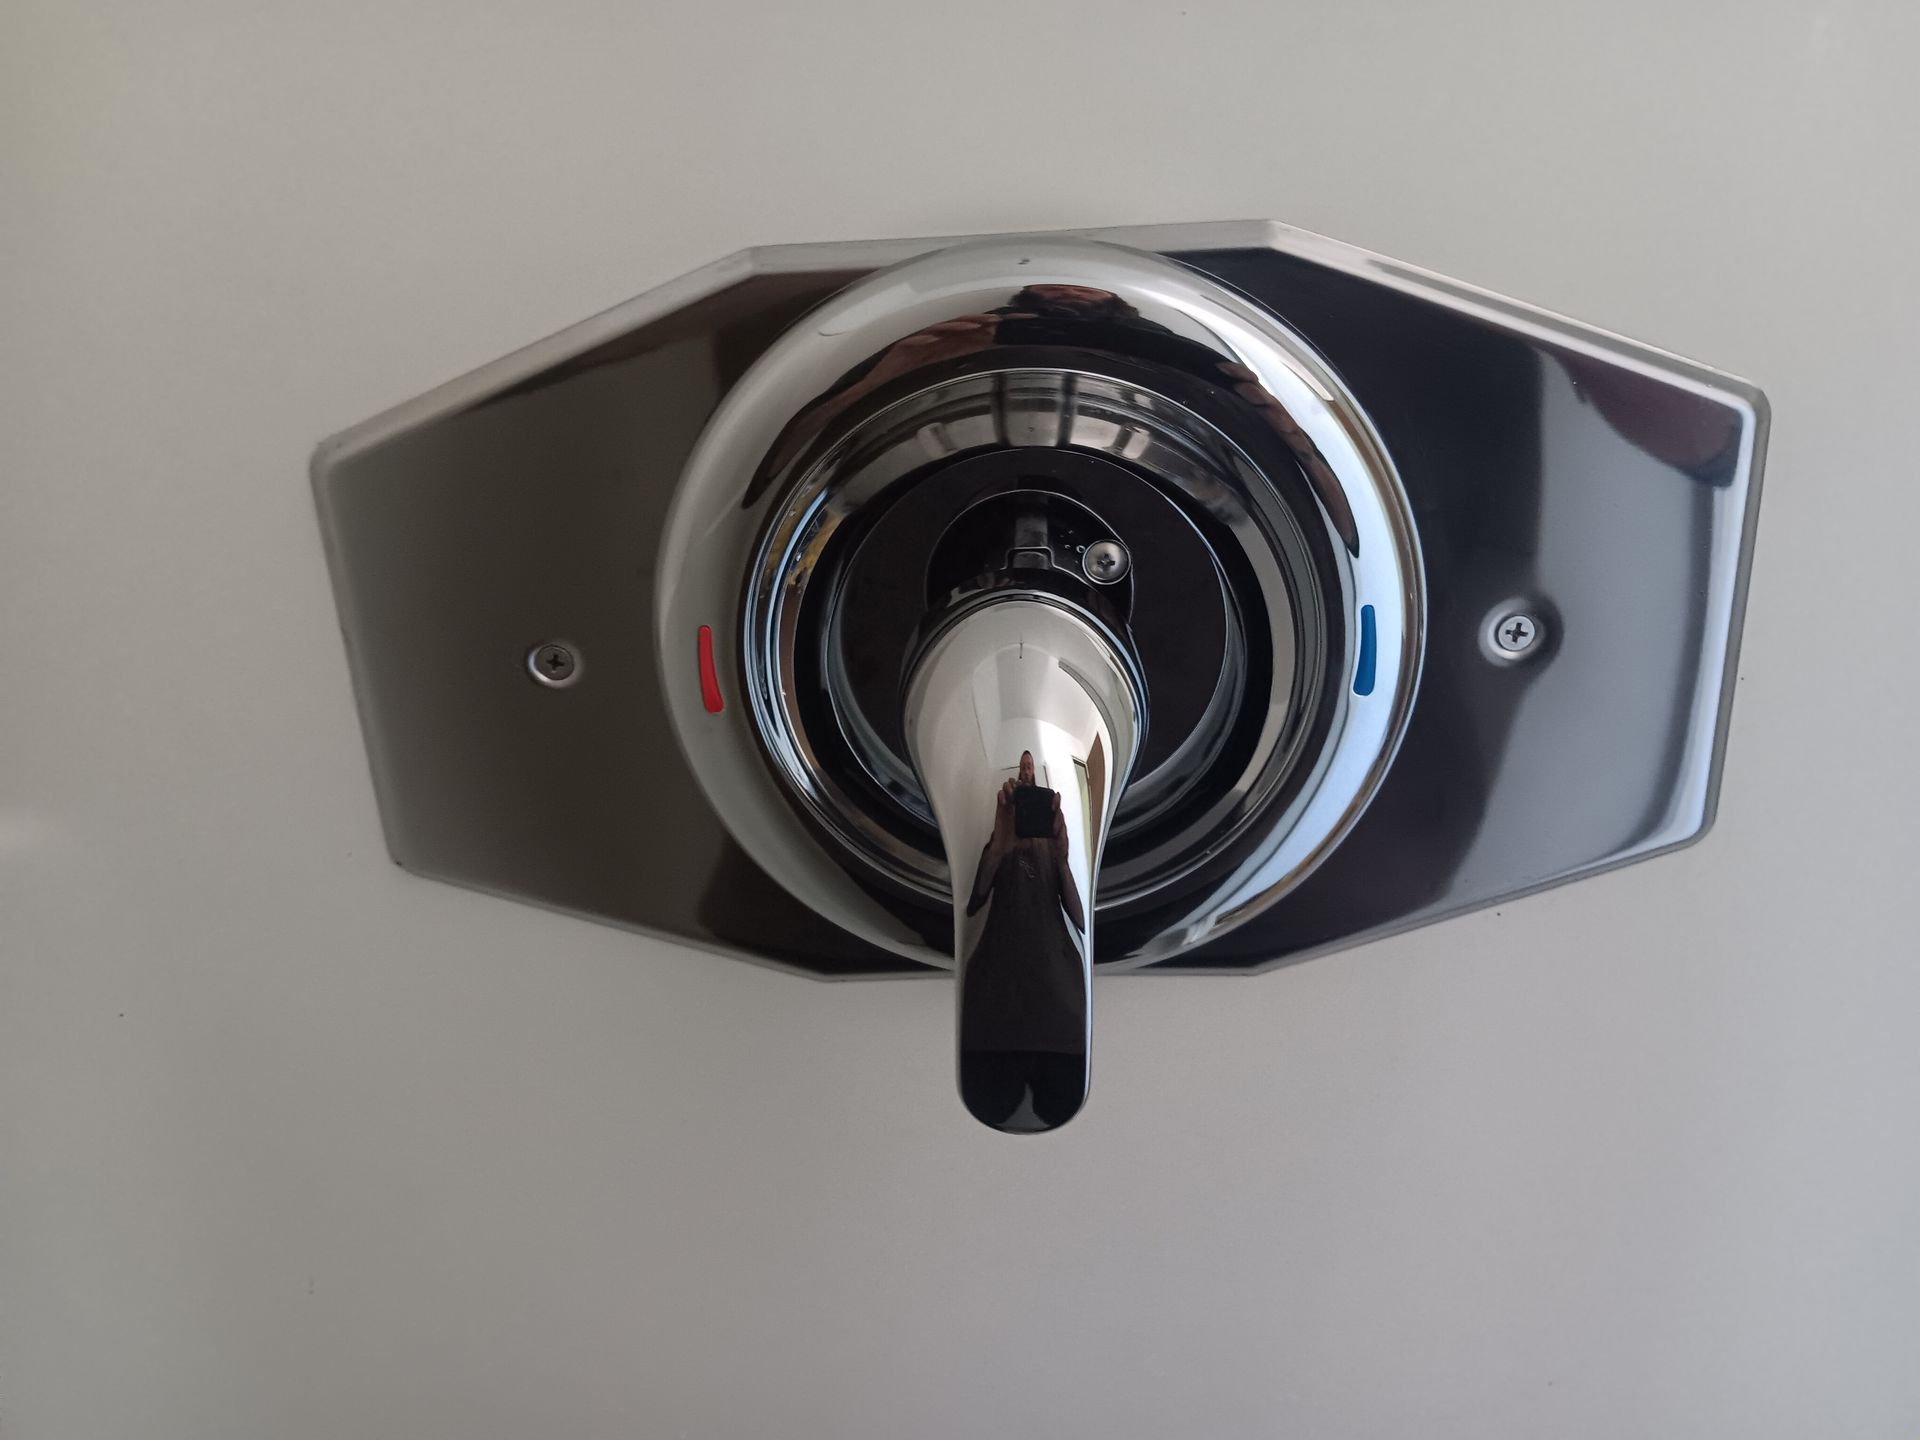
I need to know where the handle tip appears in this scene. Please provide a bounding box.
[960,1050,1089,1133]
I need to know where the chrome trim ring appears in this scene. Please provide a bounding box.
[656,235,1424,966]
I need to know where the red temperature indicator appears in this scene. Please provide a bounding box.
[697,625,725,714]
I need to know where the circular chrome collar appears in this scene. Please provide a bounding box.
[746,368,1317,909]
[656,236,1424,967]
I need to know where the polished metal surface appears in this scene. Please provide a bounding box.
[905,598,1143,1131]
[311,219,1767,979]
[658,235,1423,968]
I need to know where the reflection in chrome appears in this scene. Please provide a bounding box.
[905,597,1143,1132]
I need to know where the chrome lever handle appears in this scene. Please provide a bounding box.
[903,598,1143,1133]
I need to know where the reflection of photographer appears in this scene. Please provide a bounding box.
[966,751,1084,933]
[959,749,1087,1097]
[956,748,1089,1128]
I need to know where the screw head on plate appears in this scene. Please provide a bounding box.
[1492,611,1543,656]
[1082,539,1131,584]
[527,641,581,687]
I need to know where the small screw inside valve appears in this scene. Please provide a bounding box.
[1082,539,1131,585]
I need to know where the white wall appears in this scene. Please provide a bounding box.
[4,3,1917,1435]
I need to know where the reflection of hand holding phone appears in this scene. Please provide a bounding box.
[1012,784,1057,839]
